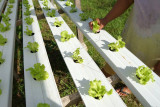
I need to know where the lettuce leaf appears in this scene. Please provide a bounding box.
[136,66,155,85]
[92,20,100,33]
[53,18,63,27]
[37,103,50,107]
[108,36,125,52]
[26,63,49,81]
[0,51,5,64]
[0,34,7,46]
[60,30,75,42]
[72,48,83,63]
[88,79,113,100]
[25,42,39,53]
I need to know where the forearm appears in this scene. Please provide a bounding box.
[101,0,134,26]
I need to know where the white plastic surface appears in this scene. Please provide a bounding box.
[38,0,126,107]
[54,0,160,106]
[0,0,18,107]
[22,0,63,107]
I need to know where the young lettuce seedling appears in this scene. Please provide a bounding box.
[0,22,11,32]
[136,65,155,85]
[0,34,7,46]
[88,79,113,100]
[24,26,34,36]
[65,0,72,6]
[25,16,34,25]
[42,0,48,7]
[53,18,63,27]
[79,13,89,21]
[26,42,39,53]
[26,63,49,81]
[0,80,2,95]
[37,103,50,107]
[72,48,83,63]
[24,9,31,16]
[9,0,15,4]
[0,51,5,65]
[70,4,77,13]
[8,5,14,8]
[47,9,56,17]
[92,20,100,33]
[60,30,75,42]
[108,36,125,52]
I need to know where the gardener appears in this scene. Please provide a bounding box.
[89,0,160,96]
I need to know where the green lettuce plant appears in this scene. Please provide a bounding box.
[47,9,56,17]
[0,34,7,46]
[8,5,13,8]
[9,0,15,3]
[0,51,5,64]
[6,8,12,14]
[25,16,34,25]
[2,13,10,23]
[60,30,75,42]
[108,36,125,52]
[24,9,31,16]
[24,26,33,36]
[37,103,50,107]
[53,18,63,27]
[72,48,83,63]
[70,4,77,13]
[136,66,155,85]
[26,63,49,81]
[26,42,39,53]
[92,20,100,33]
[65,0,71,6]
[88,79,113,100]
[0,80,2,95]
[79,13,89,21]
[0,22,11,32]
[42,0,48,7]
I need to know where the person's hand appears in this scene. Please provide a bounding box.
[89,18,105,32]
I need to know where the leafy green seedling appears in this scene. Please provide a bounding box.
[88,79,113,100]
[6,8,12,14]
[47,9,56,17]
[136,65,155,85]
[0,22,11,32]
[24,9,31,16]
[0,80,2,95]
[25,17,34,25]
[25,42,39,53]
[108,36,125,52]
[23,0,29,5]
[72,48,83,63]
[60,30,75,42]
[9,0,15,4]
[24,26,34,36]
[92,20,100,33]
[0,34,7,46]
[8,5,13,8]
[79,13,89,21]
[42,0,48,7]
[26,63,49,81]
[37,103,50,107]
[25,4,32,10]
[53,18,63,27]
[2,13,10,23]
[43,6,51,10]
[65,0,71,6]
[70,4,77,13]
[0,51,5,64]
